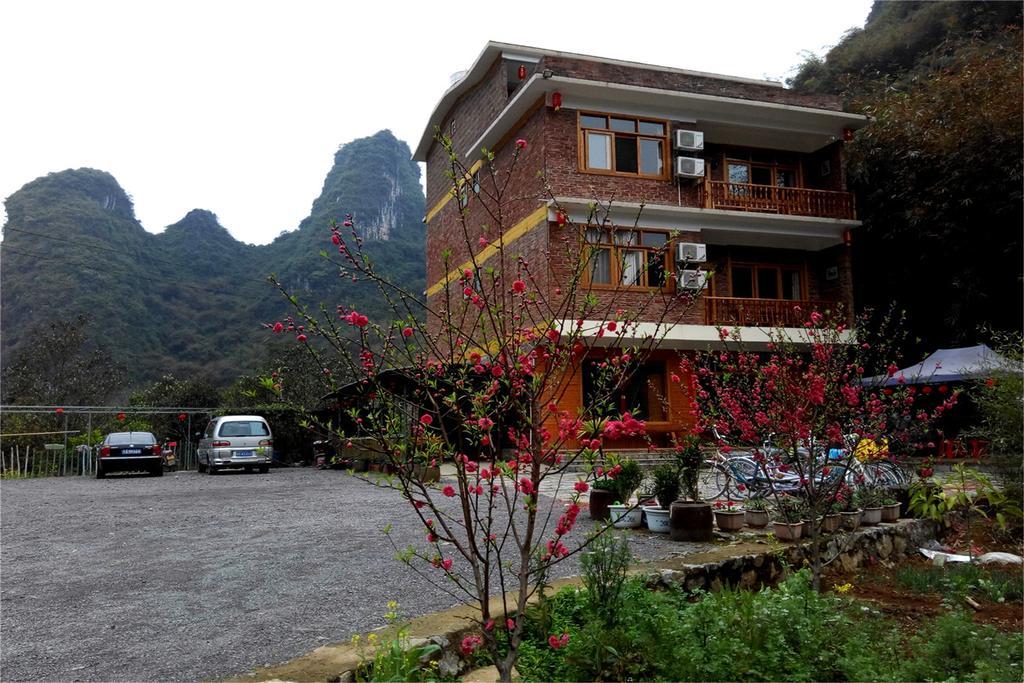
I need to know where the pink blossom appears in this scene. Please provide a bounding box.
[573,480,589,493]
[515,138,527,149]
[548,633,569,649]
[460,635,482,656]
[272,322,284,333]
[441,558,453,571]
[402,327,414,338]
[477,417,494,429]
[511,279,527,294]
[420,414,434,426]
[443,485,456,497]
[296,334,308,342]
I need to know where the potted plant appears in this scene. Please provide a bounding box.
[669,437,713,542]
[713,500,745,531]
[744,497,770,528]
[589,479,616,521]
[606,457,644,528]
[822,497,842,533]
[859,487,884,526]
[644,464,679,533]
[770,495,803,542]
[839,488,861,530]
[880,493,901,523]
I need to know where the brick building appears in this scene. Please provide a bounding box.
[413,42,867,446]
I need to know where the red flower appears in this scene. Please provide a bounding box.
[515,139,527,149]
[548,633,569,649]
[420,414,434,426]
[574,480,589,493]
[297,334,308,342]
[491,365,504,378]
[460,635,482,656]
[272,322,284,333]
[606,321,617,332]
[443,485,456,497]
[511,279,527,294]
[402,326,414,338]
[441,558,453,571]
[518,477,535,496]
[342,219,353,227]
[463,287,474,297]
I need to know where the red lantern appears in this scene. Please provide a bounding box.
[843,229,853,246]
[178,413,187,422]
[55,407,64,415]
[842,127,855,142]
[117,412,126,422]
[517,64,526,80]
[551,91,562,111]
[555,210,567,227]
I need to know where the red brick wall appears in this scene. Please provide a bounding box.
[539,55,844,111]
[424,58,510,208]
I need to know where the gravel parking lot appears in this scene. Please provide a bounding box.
[1,468,695,681]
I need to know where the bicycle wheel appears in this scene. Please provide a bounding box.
[698,461,729,500]
[724,456,762,500]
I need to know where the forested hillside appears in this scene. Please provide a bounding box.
[791,1,1023,352]
[0,130,425,391]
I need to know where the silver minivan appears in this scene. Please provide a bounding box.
[197,415,273,474]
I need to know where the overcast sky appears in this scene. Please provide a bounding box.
[0,0,872,245]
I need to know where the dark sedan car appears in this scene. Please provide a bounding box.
[97,431,162,478]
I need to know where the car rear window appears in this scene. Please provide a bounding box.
[217,421,269,437]
[107,432,157,445]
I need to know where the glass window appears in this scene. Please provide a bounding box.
[751,166,772,186]
[728,163,750,184]
[782,269,802,300]
[585,228,670,289]
[757,268,779,299]
[108,432,157,445]
[776,169,797,187]
[638,121,664,136]
[731,266,753,298]
[587,132,611,170]
[610,118,636,133]
[218,421,270,437]
[614,136,638,173]
[579,112,667,177]
[639,139,663,176]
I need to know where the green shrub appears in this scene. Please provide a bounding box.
[896,612,1024,682]
[579,533,632,627]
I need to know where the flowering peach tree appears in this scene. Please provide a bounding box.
[267,134,696,680]
[683,311,958,589]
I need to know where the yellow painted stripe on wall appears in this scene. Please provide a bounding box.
[425,205,549,297]
[424,159,485,224]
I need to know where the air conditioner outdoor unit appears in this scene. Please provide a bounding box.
[678,270,710,290]
[675,156,705,178]
[676,242,707,264]
[674,129,704,151]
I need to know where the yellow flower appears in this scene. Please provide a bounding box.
[367,633,378,644]
[833,582,853,594]
[351,634,361,644]
[387,600,398,610]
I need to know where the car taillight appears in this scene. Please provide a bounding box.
[259,439,273,447]
[149,445,161,454]
[212,441,231,447]
[100,446,111,457]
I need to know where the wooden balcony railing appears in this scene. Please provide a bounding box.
[703,181,856,220]
[705,297,840,328]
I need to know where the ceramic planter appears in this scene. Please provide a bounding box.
[822,513,842,533]
[841,510,862,530]
[643,506,671,533]
[714,510,746,532]
[589,488,614,521]
[772,521,803,542]
[744,509,770,528]
[609,505,643,529]
[669,501,713,542]
[861,506,883,526]
[881,503,901,523]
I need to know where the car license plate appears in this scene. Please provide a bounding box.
[236,450,254,457]
[121,449,141,455]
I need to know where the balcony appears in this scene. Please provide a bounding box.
[705,297,840,328]
[702,181,856,220]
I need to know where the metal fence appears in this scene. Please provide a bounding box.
[1,405,215,478]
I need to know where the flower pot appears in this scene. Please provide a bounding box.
[609,505,642,529]
[669,501,714,542]
[643,506,671,533]
[881,503,901,523]
[822,513,842,533]
[714,510,746,532]
[353,458,369,473]
[744,509,770,529]
[589,488,614,521]
[841,510,862,530]
[800,519,812,537]
[861,506,883,526]
[772,521,803,542]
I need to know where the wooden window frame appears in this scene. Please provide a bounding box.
[728,260,808,300]
[584,227,673,292]
[578,111,670,180]
[723,148,803,188]
[582,357,671,425]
